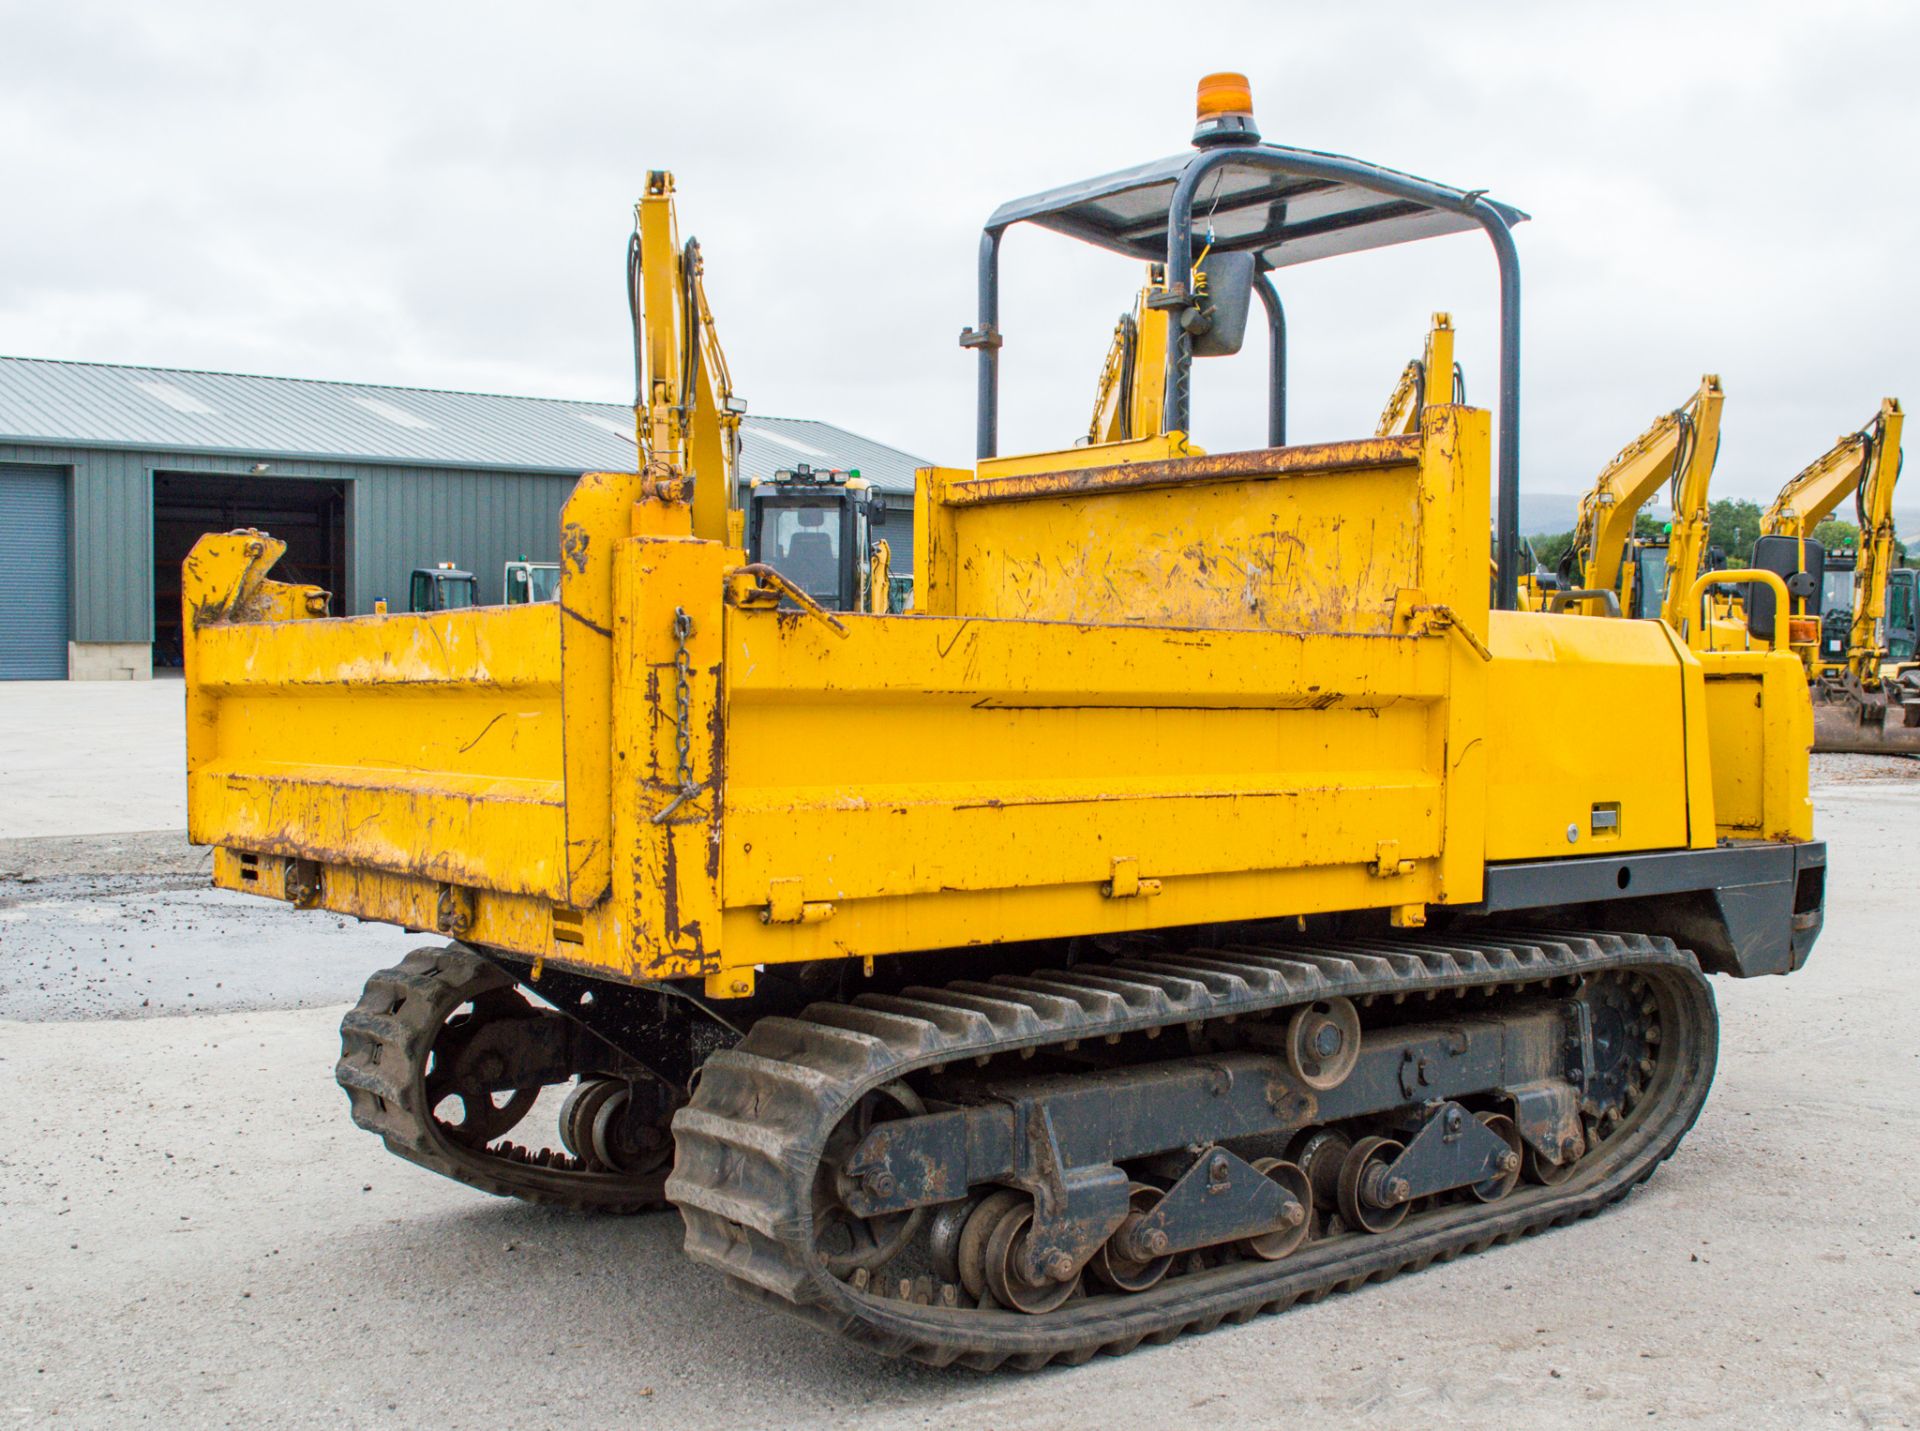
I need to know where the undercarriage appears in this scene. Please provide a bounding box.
[337,928,1715,1369]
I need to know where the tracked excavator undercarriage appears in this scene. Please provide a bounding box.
[340,928,1712,1368]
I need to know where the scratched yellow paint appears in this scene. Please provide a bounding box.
[183,392,1809,1000]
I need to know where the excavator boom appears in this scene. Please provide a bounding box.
[1563,375,1722,619]
[1086,278,1171,446]
[631,172,744,543]
[1375,313,1456,437]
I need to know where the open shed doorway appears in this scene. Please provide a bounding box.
[152,471,347,669]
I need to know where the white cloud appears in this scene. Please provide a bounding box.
[1,0,1915,510]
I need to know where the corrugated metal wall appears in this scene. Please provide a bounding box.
[0,442,578,643]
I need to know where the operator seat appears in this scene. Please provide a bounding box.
[782,531,838,594]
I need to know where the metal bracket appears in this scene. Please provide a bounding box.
[1382,1101,1514,1203]
[762,877,835,926]
[1504,1078,1584,1165]
[1005,1100,1130,1284]
[435,882,475,936]
[1370,840,1416,878]
[1122,1146,1301,1261]
[283,857,322,909]
[1101,856,1163,900]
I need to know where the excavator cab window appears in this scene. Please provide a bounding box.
[1820,561,1856,614]
[771,504,843,597]
[748,487,859,610]
[1629,542,1668,620]
[1887,570,1918,661]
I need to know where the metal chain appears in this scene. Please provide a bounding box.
[652,607,700,824]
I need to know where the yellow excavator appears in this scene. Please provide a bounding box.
[1749,399,1914,752]
[179,75,1825,1369]
[1085,270,1172,447]
[1548,376,1725,624]
[1375,311,1463,439]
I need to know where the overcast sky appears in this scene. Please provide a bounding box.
[3,1,1916,506]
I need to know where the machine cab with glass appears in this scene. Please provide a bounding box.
[407,562,477,613]
[744,463,892,611]
[504,559,561,605]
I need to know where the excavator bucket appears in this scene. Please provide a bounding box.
[1812,680,1920,754]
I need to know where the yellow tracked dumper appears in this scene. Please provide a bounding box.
[182,76,1825,1368]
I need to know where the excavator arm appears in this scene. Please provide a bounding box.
[1656,377,1727,629]
[1760,422,1877,540]
[1085,275,1171,445]
[1843,399,1904,686]
[631,171,745,544]
[1374,313,1457,437]
[1565,375,1723,618]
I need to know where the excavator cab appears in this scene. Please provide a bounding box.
[407,562,477,613]
[1818,548,1858,667]
[504,559,560,605]
[745,464,894,611]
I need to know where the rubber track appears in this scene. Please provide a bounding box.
[667,930,1719,1369]
[336,946,671,1214]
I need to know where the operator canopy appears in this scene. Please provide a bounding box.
[986,141,1528,270]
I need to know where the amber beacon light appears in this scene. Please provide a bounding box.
[1193,71,1260,146]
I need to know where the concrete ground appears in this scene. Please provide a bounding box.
[0,679,187,838]
[1,684,1916,1426]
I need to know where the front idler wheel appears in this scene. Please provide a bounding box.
[424,983,542,1149]
[813,1081,928,1277]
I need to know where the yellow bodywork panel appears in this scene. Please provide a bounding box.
[1698,649,1814,842]
[1483,612,1700,859]
[188,603,569,898]
[721,611,1452,967]
[182,399,1796,997]
[921,433,1428,630]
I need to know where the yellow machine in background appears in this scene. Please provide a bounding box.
[1748,398,1916,751]
[1548,376,1724,622]
[1085,273,1172,446]
[180,75,1825,1370]
[1375,312,1460,438]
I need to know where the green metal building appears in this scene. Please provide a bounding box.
[0,356,927,679]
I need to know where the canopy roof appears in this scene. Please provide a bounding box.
[986,144,1528,270]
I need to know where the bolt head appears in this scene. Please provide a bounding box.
[1281,1201,1305,1228]
[1387,1176,1412,1204]
[1208,1152,1231,1181]
[1144,1229,1170,1256]
[1500,1151,1520,1173]
[1313,1023,1344,1058]
[1046,1252,1075,1282]
[868,1172,896,1198]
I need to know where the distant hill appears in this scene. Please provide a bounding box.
[1518,491,1920,541]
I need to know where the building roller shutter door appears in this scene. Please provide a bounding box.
[0,465,71,679]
